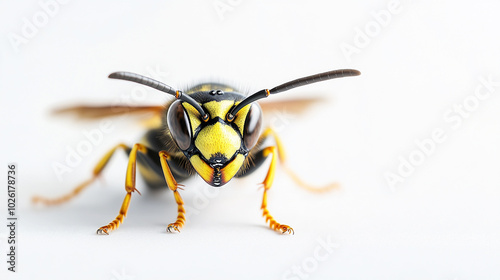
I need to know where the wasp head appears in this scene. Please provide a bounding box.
[167,90,262,187]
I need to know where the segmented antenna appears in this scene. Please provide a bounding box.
[108,72,209,121]
[226,69,361,121]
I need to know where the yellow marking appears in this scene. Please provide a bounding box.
[184,98,253,136]
[203,100,234,119]
[190,155,214,183]
[221,154,245,183]
[195,122,241,160]
[183,102,202,133]
[232,102,251,135]
[202,100,252,135]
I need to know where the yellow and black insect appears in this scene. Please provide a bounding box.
[33,69,360,234]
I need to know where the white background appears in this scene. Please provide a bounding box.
[1,0,500,279]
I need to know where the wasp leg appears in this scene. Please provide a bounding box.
[257,146,294,234]
[96,143,148,235]
[260,127,339,192]
[33,143,131,205]
[158,151,186,233]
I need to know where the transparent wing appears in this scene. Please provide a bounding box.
[52,104,166,127]
[259,97,326,116]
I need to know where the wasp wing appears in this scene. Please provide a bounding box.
[52,104,166,127]
[53,104,165,118]
[259,97,326,116]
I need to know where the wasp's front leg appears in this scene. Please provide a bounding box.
[238,141,293,234]
[97,143,148,235]
[260,146,294,234]
[159,151,186,233]
[254,146,294,234]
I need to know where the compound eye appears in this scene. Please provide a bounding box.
[167,100,192,150]
[243,104,263,149]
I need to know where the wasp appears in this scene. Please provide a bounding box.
[33,69,360,234]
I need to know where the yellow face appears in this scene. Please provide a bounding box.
[169,94,262,187]
[182,99,253,186]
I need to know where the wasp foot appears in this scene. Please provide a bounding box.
[167,223,181,233]
[278,225,294,235]
[96,227,110,235]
